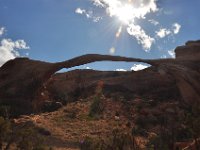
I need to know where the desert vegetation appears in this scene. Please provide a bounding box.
[0,107,50,150]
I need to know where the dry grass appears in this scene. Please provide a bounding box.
[14,96,147,149]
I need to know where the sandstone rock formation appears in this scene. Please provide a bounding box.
[47,69,179,103]
[0,40,200,116]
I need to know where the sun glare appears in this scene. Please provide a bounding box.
[116,4,134,24]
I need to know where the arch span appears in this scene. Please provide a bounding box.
[0,42,200,117]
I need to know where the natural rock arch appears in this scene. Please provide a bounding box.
[0,41,200,116]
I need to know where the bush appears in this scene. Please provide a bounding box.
[0,118,49,150]
[79,136,94,150]
[88,95,104,118]
[79,127,136,150]
[14,125,46,150]
[132,125,148,137]
[146,135,169,150]
[135,115,148,128]
[65,109,77,119]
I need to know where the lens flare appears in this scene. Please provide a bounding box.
[115,26,122,38]
[109,47,116,54]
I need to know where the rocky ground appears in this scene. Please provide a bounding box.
[13,95,149,150]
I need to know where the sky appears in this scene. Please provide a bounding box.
[0,0,200,71]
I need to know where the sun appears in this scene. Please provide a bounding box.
[114,4,134,24]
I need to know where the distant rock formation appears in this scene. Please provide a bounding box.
[47,69,179,103]
[0,40,200,116]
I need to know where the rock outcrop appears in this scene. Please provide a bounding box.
[47,69,179,103]
[0,40,200,116]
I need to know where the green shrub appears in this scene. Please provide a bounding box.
[88,95,104,118]
[135,115,148,128]
[66,111,77,119]
[80,127,136,150]
[132,125,147,137]
[0,118,49,150]
[16,127,45,150]
[146,135,169,150]
[79,136,94,150]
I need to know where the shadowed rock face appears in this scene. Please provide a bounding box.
[0,40,200,116]
[47,69,180,104]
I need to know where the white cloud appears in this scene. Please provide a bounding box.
[75,8,86,14]
[148,19,159,26]
[93,0,157,50]
[116,68,127,71]
[173,23,181,34]
[93,0,158,19]
[168,50,175,58]
[0,38,29,66]
[127,23,154,51]
[77,0,158,50]
[156,28,171,38]
[156,23,181,39]
[92,0,105,7]
[0,27,5,36]
[161,55,167,59]
[75,8,102,22]
[131,64,149,71]
[163,10,173,15]
[86,11,93,18]
[92,16,102,22]
[77,0,181,51]
[86,66,91,69]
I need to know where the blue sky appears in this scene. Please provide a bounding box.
[0,0,200,71]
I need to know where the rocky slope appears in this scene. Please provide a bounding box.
[11,95,151,150]
[47,69,179,103]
